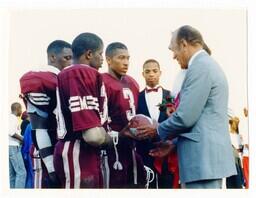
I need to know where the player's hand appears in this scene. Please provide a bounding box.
[166,106,176,117]
[48,171,61,188]
[149,140,176,158]
[136,119,158,140]
[119,123,138,140]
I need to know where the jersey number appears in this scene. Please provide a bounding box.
[122,88,136,121]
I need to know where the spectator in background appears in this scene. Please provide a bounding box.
[226,116,244,188]
[21,123,34,188]
[229,117,243,155]
[242,107,249,188]
[20,111,30,136]
[9,102,26,188]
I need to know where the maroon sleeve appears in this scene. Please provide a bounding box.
[19,71,57,113]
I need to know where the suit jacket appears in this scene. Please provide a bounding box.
[158,50,237,183]
[136,88,170,169]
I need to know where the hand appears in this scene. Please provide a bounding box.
[136,119,158,140]
[166,106,176,117]
[119,123,138,140]
[149,140,176,158]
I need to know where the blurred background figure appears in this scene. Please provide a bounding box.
[242,107,249,188]
[20,111,30,136]
[226,116,245,188]
[229,117,243,155]
[9,102,26,188]
[21,123,34,188]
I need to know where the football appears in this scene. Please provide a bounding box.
[129,114,153,135]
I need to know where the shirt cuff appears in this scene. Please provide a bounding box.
[171,137,178,145]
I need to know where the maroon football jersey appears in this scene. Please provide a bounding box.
[102,73,139,132]
[102,73,146,188]
[56,64,106,140]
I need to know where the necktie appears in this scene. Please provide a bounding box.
[146,87,159,93]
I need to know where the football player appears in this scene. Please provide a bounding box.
[102,42,146,188]
[54,33,112,188]
[19,40,73,188]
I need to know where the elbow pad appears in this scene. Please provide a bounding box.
[82,127,109,147]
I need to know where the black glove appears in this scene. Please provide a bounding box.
[48,172,61,188]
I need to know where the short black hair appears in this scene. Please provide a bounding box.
[143,59,160,69]
[105,42,128,58]
[47,40,71,55]
[11,102,21,112]
[72,32,103,60]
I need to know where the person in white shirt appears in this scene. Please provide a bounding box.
[241,107,249,188]
[229,116,243,153]
[9,102,26,188]
[171,69,187,99]
[226,116,244,188]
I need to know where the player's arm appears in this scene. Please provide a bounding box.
[9,116,24,143]
[11,133,24,143]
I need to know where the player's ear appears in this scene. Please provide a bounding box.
[49,53,56,63]
[179,38,188,49]
[106,56,112,65]
[142,71,145,78]
[85,50,93,60]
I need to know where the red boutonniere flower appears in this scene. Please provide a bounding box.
[157,95,176,112]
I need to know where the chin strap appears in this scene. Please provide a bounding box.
[144,165,155,189]
[108,130,123,171]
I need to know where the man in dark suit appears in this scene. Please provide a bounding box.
[136,59,175,188]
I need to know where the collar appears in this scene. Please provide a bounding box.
[188,49,205,67]
[37,65,60,75]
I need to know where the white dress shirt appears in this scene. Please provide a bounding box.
[9,113,21,146]
[172,69,187,98]
[145,85,163,121]
[230,132,243,150]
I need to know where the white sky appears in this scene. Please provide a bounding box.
[1,0,256,197]
[7,8,247,137]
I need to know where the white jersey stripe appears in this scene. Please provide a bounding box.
[73,140,81,188]
[29,96,50,102]
[29,100,49,105]
[62,141,71,188]
[29,92,48,97]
